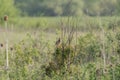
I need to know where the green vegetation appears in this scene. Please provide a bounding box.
[0,17,120,79]
[0,0,120,17]
[0,0,120,80]
[0,0,19,18]
[14,0,120,16]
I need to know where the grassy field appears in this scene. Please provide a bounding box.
[0,16,120,80]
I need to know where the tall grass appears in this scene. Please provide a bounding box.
[0,16,120,79]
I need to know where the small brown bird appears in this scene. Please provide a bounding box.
[55,38,61,46]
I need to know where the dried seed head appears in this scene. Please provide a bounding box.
[10,47,13,51]
[0,43,3,47]
[4,15,8,21]
[104,69,107,72]
[110,64,112,67]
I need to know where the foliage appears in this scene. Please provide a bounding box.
[14,0,83,16]
[0,0,19,18]
[0,0,120,17]
[13,0,120,16]
[76,33,100,64]
[0,17,120,79]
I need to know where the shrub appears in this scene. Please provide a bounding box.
[76,33,101,64]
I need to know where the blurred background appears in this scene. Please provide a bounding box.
[1,0,120,80]
[0,0,120,17]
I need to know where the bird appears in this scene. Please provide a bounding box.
[55,38,61,46]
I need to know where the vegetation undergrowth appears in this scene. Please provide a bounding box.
[0,17,120,80]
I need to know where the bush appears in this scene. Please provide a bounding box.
[76,33,100,64]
